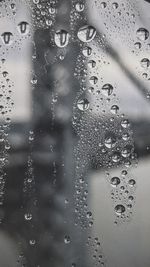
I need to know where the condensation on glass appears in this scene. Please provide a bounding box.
[0,0,150,267]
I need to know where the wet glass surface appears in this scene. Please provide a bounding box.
[0,0,150,266]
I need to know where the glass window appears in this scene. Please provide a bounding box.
[0,0,150,266]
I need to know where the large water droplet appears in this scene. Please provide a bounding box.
[112,2,119,9]
[128,179,136,186]
[77,25,96,43]
[102,83,113,96]
[111,105,119,114]
[112,152,120,162]
[1,32,13,45]
[18,21,29,34]
[88,60,96,68]
[75,3,85,12]
[77,98,89,111]
[136,28,149,41]
[121,147,131,158]
[115,204,125,215]
[54,30,69,48]
[49,6,56,14]
[121,119,130,128]
[111,177,120,187]
[104,132,116,149]
[89,76,98,85]
[140,58,150,68]
[82,46,92,57]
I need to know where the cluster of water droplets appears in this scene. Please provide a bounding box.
[0,0,140,265]
[132,26,150,89]
[71,0,138,227]
[0,56,15,221]
[92,0,136,48]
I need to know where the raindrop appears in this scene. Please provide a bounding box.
[82,46,92,57]
[77,25,96,43]
[121,119,130,128]
[64,235,71,244]
[110,177,120,187]
[18,21,29,35]
[115,204,125,215]
[24,213,32,221]
[136,28,149,41]
[128,195,134,201]
[88,60,96,68]
[49,6,56,14]
[122,133,130,141]
[140,58,150,68]
[86,211,92,218]
[104,133,116,149]
[128,179,136,186]
[122,145,131,158]
[88,87,94,93]
[112,152,120,163]
[10,3,16,9]
[101,2,107,8]
[127,204,132,209]
[89,76,98,85]
[112,2,118,9]
[111,105,119,114]
[77,98,90,111]
[75,3,85,12]
[134,42,141,49]
[46,19,52,26]
[54,30,69,48]
[1,32,13,45]
[102,83,113,96]
[2,71,8,77]
[29,240,36,246]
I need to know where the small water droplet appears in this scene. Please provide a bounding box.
[128,179,136,186]
[111,105,119,114]
[24,213,32,221]
[64,235,71,244]
[104,132,116,149]
[29,239,36,246]
[141,58,150,68]
[121,119,130,128]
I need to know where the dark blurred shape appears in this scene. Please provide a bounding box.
[0,232,19,267]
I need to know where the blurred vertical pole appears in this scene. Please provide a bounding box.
[32,0,81,267]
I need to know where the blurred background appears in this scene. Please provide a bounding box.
[0,0,150,266]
